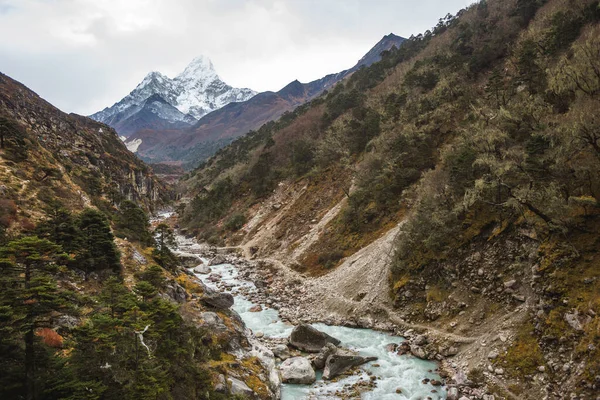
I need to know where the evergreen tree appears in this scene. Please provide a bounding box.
[0,237,70,400]
[36,206,80,254]
[152,224,177,269]
[76,209,121,274]
[115,201,154,246]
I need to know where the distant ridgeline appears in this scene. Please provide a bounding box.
[91,35,406,169]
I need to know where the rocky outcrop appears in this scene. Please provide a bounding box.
[288,324,341,353]
[227,377,254,397]
[201,290,234,309]
[279,357,316,384]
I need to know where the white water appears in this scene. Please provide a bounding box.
[172,232,446,400]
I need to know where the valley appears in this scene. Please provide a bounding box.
[1,0,600,399]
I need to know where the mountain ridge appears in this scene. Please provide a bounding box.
[127,33,406,168]
[90,55,257,137]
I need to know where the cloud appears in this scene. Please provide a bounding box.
[0,0,471,115]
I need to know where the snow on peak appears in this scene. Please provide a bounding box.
[90,55,257,125]
[177,55,218,81]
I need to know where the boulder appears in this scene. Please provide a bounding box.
[385,343,398,352]
[447,387,459,400]
[313,343,337,370]
[209,255,228,266]
[279,357,316,384]
[413,334,428,346]
[202,291,234,309]
[289,324,341,353]
[410,344,427,359]
[164,283,187,303]
[272,344,291,360]
[178,254,200,268]
[322,352,377,380]
[228,377,254,397]
[194,264,212,274]
[215,374,227,393]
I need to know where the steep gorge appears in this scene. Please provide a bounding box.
[178,0,600,398]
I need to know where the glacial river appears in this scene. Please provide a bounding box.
[172,231,446,399]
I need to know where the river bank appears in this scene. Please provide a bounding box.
[173,231,448,400]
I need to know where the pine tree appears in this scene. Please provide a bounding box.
[0,237,70,400]
[152,224,177,269]
[115,201,153,246]
[76,209,121,274]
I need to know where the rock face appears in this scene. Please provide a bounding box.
[201,290,234,309]
[289,324,341,353]
[279,357,316,384]
[322,353,377,380]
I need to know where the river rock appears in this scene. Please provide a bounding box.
[249,305,263,312]
[313,343,337,370]
[322,352,377,380]
[410,344,427,359]
[228,377,254,397]
[413,334,428,346]
[201,291,234,309]
[209,255,228,266]
[272,344,291,360]
[447,387,459,400]
[289,324,341,353]
[385,343,398,352]
[194,264,212,274]
[279,357,316,384]
[178,254,200,268]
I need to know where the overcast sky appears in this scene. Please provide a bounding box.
[0,0,473,115]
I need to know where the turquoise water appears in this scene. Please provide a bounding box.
[186,248,445,399]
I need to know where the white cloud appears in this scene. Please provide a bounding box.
[0,0,471,115]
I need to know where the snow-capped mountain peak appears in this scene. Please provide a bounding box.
[176,56,219,83]
[90,55,257,136]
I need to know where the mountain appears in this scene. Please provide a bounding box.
[0,73,277,400]
[0,72,169,213]
[90,55,257,137]
[127,34,406,167]
[177,1,600,399]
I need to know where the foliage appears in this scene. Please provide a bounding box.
[114,200,154,246]
[76,208,121,274]
[152,223,178,269]
[224,213,247,232]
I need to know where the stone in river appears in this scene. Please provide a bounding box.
[272,344,291,360]
[194,264,212,274]
[249,305,263,312]
[208,255,228,266]
[313,342,337,370]
[322,352,377,380]
[289,324,341,353]
[279,357,316,384]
